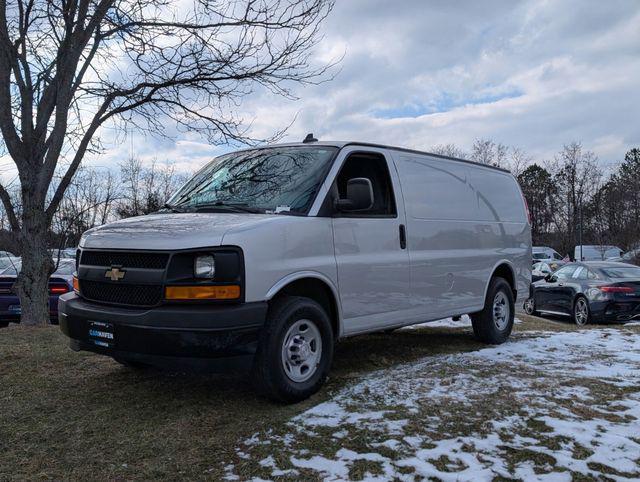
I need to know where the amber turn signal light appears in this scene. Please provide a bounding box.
[72,275,80,292]
[165,285,240,300]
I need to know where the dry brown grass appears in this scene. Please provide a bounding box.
[1,313,637,480]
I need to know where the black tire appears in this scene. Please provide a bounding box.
[572,296,590,326]
[471,277,515,344]
[252,296,334,403]
[0,321,9,328]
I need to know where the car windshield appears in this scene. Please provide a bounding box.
[54,260,75,275]
[166,146,338,214]
[1,261,20,275]
[599,266,640,279]
[0,259,74,276]
[0,257,16,269]
[533,253,548,259]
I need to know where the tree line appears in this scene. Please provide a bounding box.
[0,158,189,251]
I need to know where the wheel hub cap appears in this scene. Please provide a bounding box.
[281,319,322,383]
[493,292,510,330]
[575,300,588,325]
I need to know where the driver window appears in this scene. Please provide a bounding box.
[335,153,396,216]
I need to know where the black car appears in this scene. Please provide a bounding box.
[524,261,640,325]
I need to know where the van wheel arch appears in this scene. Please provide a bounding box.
[490,263,517,300]
[268,277,340,339]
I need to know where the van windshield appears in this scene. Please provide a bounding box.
[166,146,338,215]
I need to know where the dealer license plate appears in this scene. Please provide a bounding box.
[88,321,115,348]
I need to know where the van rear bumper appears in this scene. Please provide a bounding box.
[58,293,268,372]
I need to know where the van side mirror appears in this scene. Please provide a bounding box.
[336,178,374,212]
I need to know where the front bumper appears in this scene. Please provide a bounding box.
[58,293,268,372]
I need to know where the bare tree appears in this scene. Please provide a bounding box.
[431,143,467,159]
[549,142,602,255]
[470,138,508,168]
[0,0,335,324]
[52,166,119,247]
[116,157,187,218]
[507,147,533,178]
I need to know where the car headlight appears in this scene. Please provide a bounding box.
[194,255,216,278]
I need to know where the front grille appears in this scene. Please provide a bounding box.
[80,251,169,270]
[80,280,163,307]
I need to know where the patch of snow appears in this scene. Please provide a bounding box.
[401,315,522,330]
[229,328,640,481]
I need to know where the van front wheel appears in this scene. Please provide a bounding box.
[471,277,514,344]
[252,296,334,403]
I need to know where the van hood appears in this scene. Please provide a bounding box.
[80,213,283,250]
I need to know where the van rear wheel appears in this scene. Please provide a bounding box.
[471,277,514,344]
[252,296,334,403]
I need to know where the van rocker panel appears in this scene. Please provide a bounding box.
[58,293,267,371]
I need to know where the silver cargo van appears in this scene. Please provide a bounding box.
[59,139,532,402]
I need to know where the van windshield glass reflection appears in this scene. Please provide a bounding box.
[166,147,337,214]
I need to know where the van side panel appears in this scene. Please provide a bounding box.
[466,164,531,305]
[393,154,486,317]
[394,153,530,320]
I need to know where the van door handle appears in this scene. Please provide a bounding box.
[399,224,407,249]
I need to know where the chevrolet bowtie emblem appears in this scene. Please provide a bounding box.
[105,267,126,281]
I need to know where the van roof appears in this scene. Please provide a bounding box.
[240,141,512,174]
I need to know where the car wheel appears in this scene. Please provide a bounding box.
[471,277,515,344]
[0,321,9,328]
[252,296,334,403]
[573,296,590,326]
[523,297,538,316]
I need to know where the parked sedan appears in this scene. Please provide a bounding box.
[0,259,75,327]
[524,261,640,325]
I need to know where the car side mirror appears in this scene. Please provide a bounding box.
[336,178,374,212]
[545,274,556,282]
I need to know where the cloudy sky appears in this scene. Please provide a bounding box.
[94,0,640,173]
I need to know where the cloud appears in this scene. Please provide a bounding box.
[89,0,640,171]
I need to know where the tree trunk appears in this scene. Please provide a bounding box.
[14,209,54,326]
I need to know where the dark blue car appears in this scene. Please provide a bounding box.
[524,261,640,325]
[0,259,75,327]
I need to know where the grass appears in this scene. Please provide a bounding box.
[1,313,637,480]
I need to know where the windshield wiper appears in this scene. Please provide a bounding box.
[193,201,264,214]
[157,203,188,213]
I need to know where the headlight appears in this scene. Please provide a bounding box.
[194,255,216,278]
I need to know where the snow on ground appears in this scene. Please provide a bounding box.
[229,327,640,481]
[401,314,522,330]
